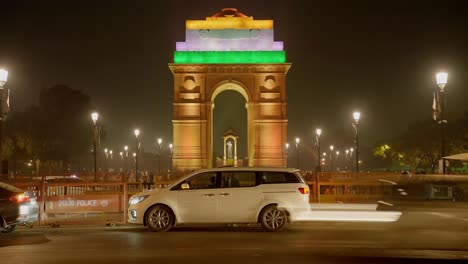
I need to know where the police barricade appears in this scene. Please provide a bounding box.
[39,182,127,225]
[39,181,173,225]
[316,181,383,203]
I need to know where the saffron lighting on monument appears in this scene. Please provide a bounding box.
[174,8,286,64]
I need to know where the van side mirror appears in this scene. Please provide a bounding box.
[181,183,190,190]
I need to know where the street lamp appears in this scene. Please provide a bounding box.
[134,129,140,181]
[295,137,301,170]
[119,151,123,172]
[345,149,349,171]
[353,111,361,174]
[133,152,137,179]
[169,143,173,171]
[329,145,334,172]
[124,145,129,173]
[157,138,162,176]
[436,72,448,174]
[0,69,7,86]
[285,143,290,167]
[336,150,340,171]
[315,128,322,172]
[0,69,9,177]
[91,112,99,182]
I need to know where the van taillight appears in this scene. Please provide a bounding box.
[298,187,310,194]
[9,193,31,203]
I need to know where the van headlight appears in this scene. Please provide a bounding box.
[129,195,149,205]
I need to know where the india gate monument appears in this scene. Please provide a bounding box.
[169,8,291,170]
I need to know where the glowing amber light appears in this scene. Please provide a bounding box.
[186,17,273,30]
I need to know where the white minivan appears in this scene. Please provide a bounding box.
[128,167,310,232]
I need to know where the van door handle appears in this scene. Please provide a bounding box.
[204,193,215,197]
[219,193,230,196]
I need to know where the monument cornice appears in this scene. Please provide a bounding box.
[168,63,291,74]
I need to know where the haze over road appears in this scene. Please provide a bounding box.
[1,207,467,264]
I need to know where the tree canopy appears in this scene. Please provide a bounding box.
[3,85,94,173]
[372,113,468,173]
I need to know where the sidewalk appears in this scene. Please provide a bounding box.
[17,222,137,230]
[380,200,468,211]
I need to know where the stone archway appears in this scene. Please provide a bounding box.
[209,81,250,169]
[168,8,291,170]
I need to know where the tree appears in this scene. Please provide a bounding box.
[372,113,468,173]
[5,85,94,173]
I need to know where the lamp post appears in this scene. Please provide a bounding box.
[336,150,340,171]
[0,69,9,178]
[134,129,140,182]
[345,149,349,171]
[133,152,137,180]
[329,145,334,171]
[285,143,290,167]
[295,137,301,170]
[119,151,123,171]
[104,148,108,173]
[157,138,162,176]
[436,72,448,174]
[169,143,173,171]
[353,111,361,174]
[315,128,322,172]
[91,112,99,182]
[124,145,128,173]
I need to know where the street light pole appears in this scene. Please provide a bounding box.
[124,145,128,174]
[295,137,300,170]
[169,143,173,172]
[119,151,123,172]
[133,152,136,180]
[436,72,448,174]
[109,150,113,165]
[345,149,349,171]
[0,69,9,178]
[353,111,361,174]
[91,112,99,182]
[134,129,140,182]
[285,143,289,167]
[329,145,334,172]
[157,138,162,176]
[315,129,322,172]
[104,148,108,173]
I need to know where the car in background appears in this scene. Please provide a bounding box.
[33,175,85,183]
[128,167,310,232]
[0,182,39,233]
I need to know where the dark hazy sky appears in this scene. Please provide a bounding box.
[1,1,467,169]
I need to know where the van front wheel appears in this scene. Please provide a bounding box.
[146,205,174,232]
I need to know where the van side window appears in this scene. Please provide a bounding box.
[259,172,299,184]
[173,172,217,190]
[221,171,256,188]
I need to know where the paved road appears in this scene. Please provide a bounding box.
[0,208,467,264]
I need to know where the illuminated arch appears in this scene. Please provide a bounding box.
[169,8,290,170]
[210,81,251,103]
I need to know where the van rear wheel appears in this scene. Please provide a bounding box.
[259,205,287,232]
[1,223,16,233]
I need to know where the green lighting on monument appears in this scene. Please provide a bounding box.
[174,51,286,64]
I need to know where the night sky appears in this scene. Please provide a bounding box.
[1,1,467,169]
